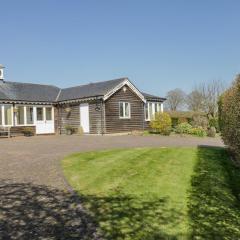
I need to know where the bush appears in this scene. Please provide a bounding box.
[175,122,192,134]
[219,75,240,161]
[209,117,219,133]
[22,127,34,136]
[150,112,172,135]
[189,127,207,137]
[191,115,209,130]
[207,127,216,137]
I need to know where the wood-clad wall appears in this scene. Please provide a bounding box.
[57,101,103,134]
[58,104,80,134]
[89,102,103,134]
[105,85,145,133]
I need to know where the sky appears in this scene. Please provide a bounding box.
[1,0,240,97]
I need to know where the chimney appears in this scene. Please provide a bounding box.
[0,64,5,82]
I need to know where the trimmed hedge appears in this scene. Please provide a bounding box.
[219,75,240,160]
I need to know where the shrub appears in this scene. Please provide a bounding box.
[207,127,216,137]
[22,127,34,136]
[219,75,240,161]
[175,122,192,134]
[191,115,209,130]
[209,117,219,133]
[150,112,172,135]
[189,127,207,137]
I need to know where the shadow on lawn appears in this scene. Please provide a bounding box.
[80,193,185,240]
[0,180,101,240]
[188,146,240,239]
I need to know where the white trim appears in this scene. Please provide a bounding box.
[145,102,163,121]
[119,102,131,119]
[103,79,146,103]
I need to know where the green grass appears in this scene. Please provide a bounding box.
[62,147,240,240]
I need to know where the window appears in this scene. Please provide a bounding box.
[119,102,131,119]
[145,103,149,120]
[145,102,162,121]
[46,107,52,121]
[4,105,13,125]
[0,105,2,126]
[37,107,43,121]
[17,106,25,125]
[26,107,34,124]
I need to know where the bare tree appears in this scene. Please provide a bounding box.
[165,88,186,111]
[188,80,225,117]
[187,90,205,112]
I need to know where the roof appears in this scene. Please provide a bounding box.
[57,78,126,101]
[142,92,166,101]
[0,81,60,102]
[0,78,165,103]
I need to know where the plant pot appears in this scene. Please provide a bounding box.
[66,129,72,135]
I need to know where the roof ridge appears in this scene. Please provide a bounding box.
[5,80,60,89]
[55,89,62,101]
[61,77,127,91]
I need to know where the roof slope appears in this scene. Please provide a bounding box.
[0,81,60,102]
[0,78,165,103]
[58,78,126,101]
[141,92,166,101]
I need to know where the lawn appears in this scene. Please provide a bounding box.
[62,147,240,240]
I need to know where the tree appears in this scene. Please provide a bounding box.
[198,80,225,117]
[165,88,186,111]
[187,80,225,117]
[187,90,205,112]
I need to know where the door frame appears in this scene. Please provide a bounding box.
[80,103,90,133]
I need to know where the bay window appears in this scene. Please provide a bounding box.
[145,102,163,121]
[119,102,131,119]
[26,106,34,124]
[17,106,25,125]
[4,105,13,126]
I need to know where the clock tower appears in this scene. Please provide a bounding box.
[0,64,5,81]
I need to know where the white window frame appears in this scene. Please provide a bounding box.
[119,102,131,119]
[1,104,14,126]
[145,102,163,121]
[15,105,35,126]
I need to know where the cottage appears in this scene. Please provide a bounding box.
[0,65,165,135]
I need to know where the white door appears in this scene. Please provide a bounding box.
[80,103,90,133]
[36,107,54,134]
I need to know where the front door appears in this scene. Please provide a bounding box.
[36,107,54,134]
[80,103,90,133]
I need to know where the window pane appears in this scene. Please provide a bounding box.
[17,106,25,125]
[4,105,12,125]
[0,105,2,125]
[119,103,124,117]
[145,103,149,120]
[125,103,130,118]
[155,103,158,113]
[37,108,43,121]
[149,103,153,120]
[26,107,33,124]
[46,107,52,120]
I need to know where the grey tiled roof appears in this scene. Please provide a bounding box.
[57,78,126,101]
[0,78,165,103]
[0,81,60,102]
[141,92,166,101]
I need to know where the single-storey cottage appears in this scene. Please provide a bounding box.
[0,65,165,135]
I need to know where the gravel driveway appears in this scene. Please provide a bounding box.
[0,134,224,239]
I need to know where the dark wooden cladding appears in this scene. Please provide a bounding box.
[57,101,103,134]
[58,104,80,134]
[89,102,103,134]
[105,85,145,133]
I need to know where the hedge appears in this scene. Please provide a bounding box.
[219,75,240,161]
